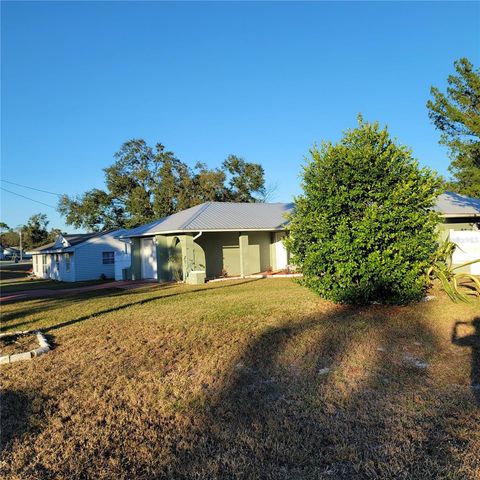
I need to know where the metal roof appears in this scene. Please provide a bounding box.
[434,192,480,217]
[28,230,127,253]
[123,202,295,237]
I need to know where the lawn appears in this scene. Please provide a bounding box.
[1,279,479,479]
[0,263,112,294]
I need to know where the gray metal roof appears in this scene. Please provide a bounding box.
[434,192,480,217]
[124,202,295,237]
[123,193,480,239]
[29,229,127,253]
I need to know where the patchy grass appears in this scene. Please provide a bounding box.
[0,279,479,479]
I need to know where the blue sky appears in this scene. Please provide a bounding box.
[2,1,479,232]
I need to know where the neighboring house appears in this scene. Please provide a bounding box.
[123,193,480,284]
[122,202,294,284]
[1,247,21,260]
[435,192,480,274]
[28,230,130,282]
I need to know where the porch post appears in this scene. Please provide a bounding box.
[239,233,249,277]
[156,235,170,282]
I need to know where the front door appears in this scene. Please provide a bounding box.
[141,238,158,279]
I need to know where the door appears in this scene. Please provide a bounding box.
[275,232,288,270]
[141,238,158,279]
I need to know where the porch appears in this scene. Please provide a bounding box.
[130,231,289,283]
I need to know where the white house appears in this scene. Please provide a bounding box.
[28,230,130,282]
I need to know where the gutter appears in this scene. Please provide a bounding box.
[120,227,288,239]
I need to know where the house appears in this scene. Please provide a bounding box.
[435,192,480,274]
[122,202,294,284]
[28,230,130,282]
[123,193,480,284]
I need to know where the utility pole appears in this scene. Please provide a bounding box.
[19,229,23,261]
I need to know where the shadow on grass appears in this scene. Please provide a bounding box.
[164,304,470,479]
[0,390,37,453]
[0,278,264,335]
[452,317,480,405]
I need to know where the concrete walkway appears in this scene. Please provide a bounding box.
[0,280,158,304]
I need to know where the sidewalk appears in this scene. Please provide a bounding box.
[0,280,158,303]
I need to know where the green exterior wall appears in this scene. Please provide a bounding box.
[131,231,278,282]
[438,218,479,240]
[131,237,142,280]
[196,232,241,277]
[128,217,478,283]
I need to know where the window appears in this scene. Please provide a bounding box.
[102,251,115,264]
[66,253,71,272]
[55,254,60,269]
[42,255,47,274]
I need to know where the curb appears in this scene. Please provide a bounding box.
[0,331,51,365]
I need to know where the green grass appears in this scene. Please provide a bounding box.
[0,263,112,293]
[0,277,112,294]
[1,279,479,479]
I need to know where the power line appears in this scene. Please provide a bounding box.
[0,179,62,197]
[1,187,57,209]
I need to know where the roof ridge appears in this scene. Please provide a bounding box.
[179,202,212,230]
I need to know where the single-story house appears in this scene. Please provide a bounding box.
[435,192,480,274]
[122,202,294,284]
[29,230,130,282]
[122,192,480,284]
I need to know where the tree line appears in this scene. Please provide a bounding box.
[0,215,61,251]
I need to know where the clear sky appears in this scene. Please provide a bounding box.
[1,1,479,232]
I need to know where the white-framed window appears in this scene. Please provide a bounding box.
[102,251,115,264]
[42,254,47,274]
[66,253,71,272]
[55,254,60,269]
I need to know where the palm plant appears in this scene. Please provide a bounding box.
[427,239,480,302]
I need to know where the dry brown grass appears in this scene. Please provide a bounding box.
[1,279,479,479]
[0,333,40,356]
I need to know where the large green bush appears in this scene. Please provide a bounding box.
[286,118,442,304]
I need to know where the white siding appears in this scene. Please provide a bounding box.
[73,233,126,281]
[450,229,480,275]
[30,231,127,282]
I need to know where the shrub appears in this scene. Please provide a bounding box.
[286,117,442,304]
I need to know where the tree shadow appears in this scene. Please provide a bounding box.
[2,279,264,333]
[39,278,263,333]
[0,390,38,453]
[163,304,469,478]
[451,317,480,405]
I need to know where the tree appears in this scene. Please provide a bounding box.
[58,139,266,231]
[0,227,19,248]
[285,117,442,305]
[58,189,124,232]
[427,58,480,197]
[22,213,50,249]
[222,155,266,202]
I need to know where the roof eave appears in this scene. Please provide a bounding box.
[440,213,480,218]
[121,226,289,238]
